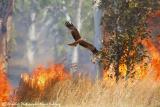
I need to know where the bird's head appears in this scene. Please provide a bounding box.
[65,21,75,29]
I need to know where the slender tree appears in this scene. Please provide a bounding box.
[26,0,39,70]
[93,0,102,78]
[0,0,14,70]
[70,0,83,73]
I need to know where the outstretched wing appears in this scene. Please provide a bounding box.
[65,21,81,41]
[67,38,82,46]
[79,40,99,54]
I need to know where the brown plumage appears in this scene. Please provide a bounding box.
[65,21,99,54]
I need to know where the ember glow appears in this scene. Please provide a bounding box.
[134,61,147,79]
[0,62,11,102]
[21,64,70,91]
[119,63,127,77]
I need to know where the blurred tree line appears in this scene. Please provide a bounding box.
[13,0,93,63]
[7,0,96,82]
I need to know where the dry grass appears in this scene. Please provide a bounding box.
[14,75,160,107]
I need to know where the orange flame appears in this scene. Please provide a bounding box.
[21,64,70,91]
[0,61,11,102]
[134,61,147,79]
[142,38,160,80]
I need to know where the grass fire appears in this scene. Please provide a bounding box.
[0,60,11,103]
[20,64,70,91]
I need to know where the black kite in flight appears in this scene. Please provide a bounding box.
[65,21,99,55]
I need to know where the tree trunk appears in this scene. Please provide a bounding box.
[0,0,14,70]
[26,0,37,70]
[93,0,102,79]
[27,12,36,70]
[70,0,83,74]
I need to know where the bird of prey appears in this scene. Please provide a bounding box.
[65,21,99,55]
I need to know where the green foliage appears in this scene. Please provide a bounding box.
[100,0,160,79]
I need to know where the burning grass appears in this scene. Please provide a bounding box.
[11,37,160,107]
[16,64,70,103]
[14,75,160,107]
[1,61,160,107]
[0,59,11,103]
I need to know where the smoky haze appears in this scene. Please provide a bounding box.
[8,0,97,86]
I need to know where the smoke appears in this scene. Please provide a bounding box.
[8,0,95,86]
